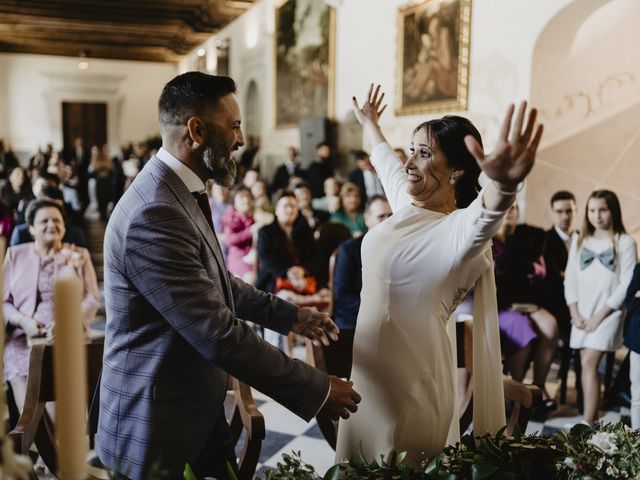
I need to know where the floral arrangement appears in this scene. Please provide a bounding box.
[557,422,640,480]
[260,421,640,480]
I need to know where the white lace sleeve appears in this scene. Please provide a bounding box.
[369,142,412,213]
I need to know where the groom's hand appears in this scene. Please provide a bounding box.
[291,307,339,346]
[319,376,361,421]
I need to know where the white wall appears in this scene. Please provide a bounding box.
[525,0,640,235]
[181,0,574,180]
[0,53,177,159]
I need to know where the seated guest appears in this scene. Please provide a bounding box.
[305,142,334,198]
[348,150,384,204]
[494,202,558,408]
[0,198,15,243]
[256,191,316,294]
[312,176,341,214]
[10,186,88,248]
[310,221,351,290]
[89,145,114,220]
[293,182,329,230]
[238,136,260,179]
[15,170,60,225]
[543,190,577,339]
[221,186,255,282]
[251,180,275,229]
[333,196,391,330]
[3,198,99,412]
[271,147,305,194]
[251,180,273,212]
[242,168,260,190]
[624,262,640,429]
[2,167,31,214]
[207,181,232,257]
[330,182,367,237]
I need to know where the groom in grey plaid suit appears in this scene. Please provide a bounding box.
[97,72,360,479]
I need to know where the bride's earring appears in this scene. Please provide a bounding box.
[449,176,456,185]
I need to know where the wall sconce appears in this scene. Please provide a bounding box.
[78,50,90,70]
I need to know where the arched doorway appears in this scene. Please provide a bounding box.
[526,0,640,238]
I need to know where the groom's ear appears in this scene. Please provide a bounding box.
[187,116,205,148]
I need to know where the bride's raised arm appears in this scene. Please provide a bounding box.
[352,84,412,212]
[466,101,543,211]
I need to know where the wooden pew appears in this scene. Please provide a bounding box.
[226,377,265,480]
[8,340,104,478]
[458,320,544,436]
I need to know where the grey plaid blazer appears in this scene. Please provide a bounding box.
[96,157,329,479]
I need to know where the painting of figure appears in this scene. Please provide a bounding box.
[274,0,335,128]
[396,0,471,115]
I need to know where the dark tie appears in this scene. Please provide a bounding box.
[191,191,235,311]
[192,191,215,234]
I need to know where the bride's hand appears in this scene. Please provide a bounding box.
[352,84,387,127]
[464,101,543,187]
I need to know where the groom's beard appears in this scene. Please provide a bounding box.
[202,136,237,188]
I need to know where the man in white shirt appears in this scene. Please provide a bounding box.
[544,190,577,338]
[98,72,360,480]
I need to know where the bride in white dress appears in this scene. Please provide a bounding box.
[335,85,544,467]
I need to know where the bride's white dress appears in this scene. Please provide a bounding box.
[335,143,507,467]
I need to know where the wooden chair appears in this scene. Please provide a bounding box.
[458,320,544,436]
[225,377,266,480]
[8,340,104,479]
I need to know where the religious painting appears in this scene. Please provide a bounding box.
[274,0,335,128]
[396,0,471,116]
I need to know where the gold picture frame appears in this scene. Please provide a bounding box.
[396,0,471,116]
[274,0,335,129]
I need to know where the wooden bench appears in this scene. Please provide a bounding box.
[8,340,104,479]
[226,377,265,480]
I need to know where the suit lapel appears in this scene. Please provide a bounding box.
[148,157,235,311]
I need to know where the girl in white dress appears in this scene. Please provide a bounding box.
[335,85,543,467]
[565,190,637,426]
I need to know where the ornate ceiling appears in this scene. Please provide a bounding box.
[0,0,256,62]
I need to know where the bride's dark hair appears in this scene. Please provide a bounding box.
[413,116,482,208]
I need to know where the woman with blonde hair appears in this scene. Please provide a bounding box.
[565,189,637,426]
[330,182,366,237]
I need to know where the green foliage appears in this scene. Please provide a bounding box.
[184,464,198,480]
[175,421,640,480]
[556,422,640,479]
[261,451,322,480]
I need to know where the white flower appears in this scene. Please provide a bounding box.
[606,465,619,477]
[563,457,575,468]
[587,432,619,455]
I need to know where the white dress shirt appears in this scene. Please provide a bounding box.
[156,147,205,194]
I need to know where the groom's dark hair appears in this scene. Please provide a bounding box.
[158,72,237,127]
[414,116,482,208]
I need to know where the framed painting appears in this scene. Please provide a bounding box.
[396,0,471,116]
[274,0,335,128]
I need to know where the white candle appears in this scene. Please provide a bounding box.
[53,273,88,480]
